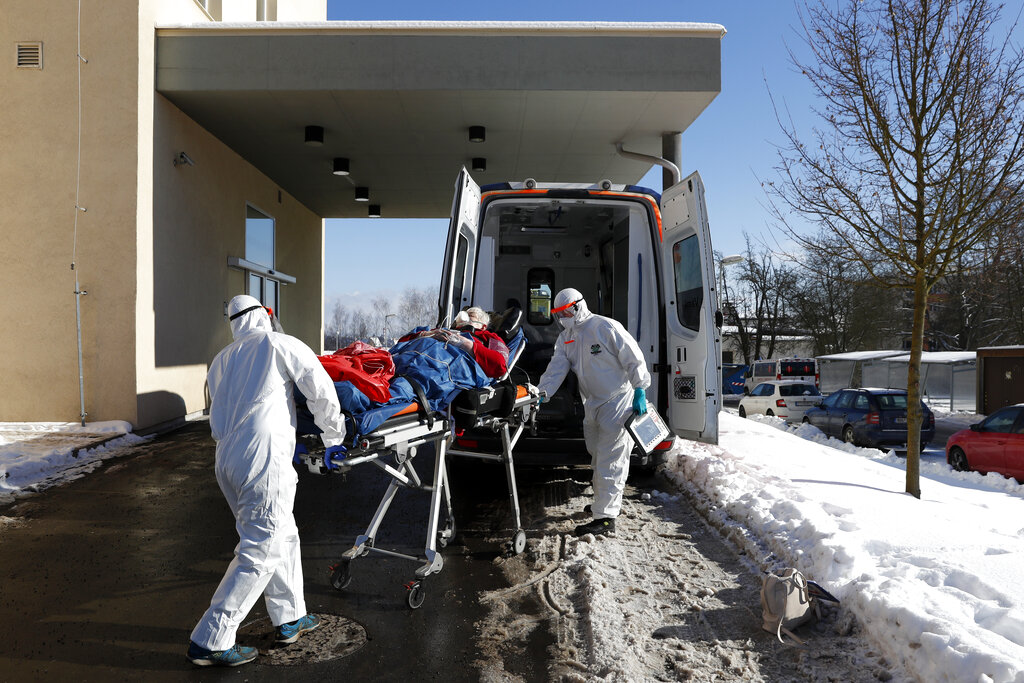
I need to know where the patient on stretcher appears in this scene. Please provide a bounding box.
[298,306,525,443]
[400,306,510,379]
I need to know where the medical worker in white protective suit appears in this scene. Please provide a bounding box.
[187,294,346,668]
[538,288,651,537]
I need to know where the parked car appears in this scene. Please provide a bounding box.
[738,380,823,423]
[946,404,1024,480]
[802,388,935,449]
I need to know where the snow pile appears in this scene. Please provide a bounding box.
[0,421,146,504]
[664,413,1024,683]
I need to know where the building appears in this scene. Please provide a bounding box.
[3,1,723,431]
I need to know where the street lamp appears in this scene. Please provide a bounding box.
[718,254,744,309]
[717,255,745,363]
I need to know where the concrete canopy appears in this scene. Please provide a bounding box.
[155,21,724,218]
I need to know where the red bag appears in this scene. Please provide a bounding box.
[318,341,396,403]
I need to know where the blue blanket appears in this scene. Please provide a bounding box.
[298,331,522,441]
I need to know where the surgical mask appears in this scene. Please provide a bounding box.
[558,316,575,330]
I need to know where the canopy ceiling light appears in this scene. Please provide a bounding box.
[472,157,487,172]
[354,186,369,202]
[468,125,486,143]
[304,125,324,146]
[332,157,350,176]
[368,204,381,218]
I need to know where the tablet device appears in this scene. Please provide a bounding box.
[624,404,671,454]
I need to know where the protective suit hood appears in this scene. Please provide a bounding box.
[227,294,272,339]
[553,288,591,329]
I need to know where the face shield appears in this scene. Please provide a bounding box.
[552,298,582,329]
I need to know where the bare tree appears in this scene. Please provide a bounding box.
[786,239,899,354]
[326,300,348,351]
[767,0,1024,497]
[396,287,436,334]
[724,236,797,364]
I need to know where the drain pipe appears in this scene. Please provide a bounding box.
[615,142,680,188]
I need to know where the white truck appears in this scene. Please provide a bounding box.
[438,167,722,464]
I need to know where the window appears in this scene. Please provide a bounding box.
[527,268,554,325]
[780,384,820,397]
[246,205,274,268]
[232,204,294,316]
[876,394,908,410]
[671,235,703,331]
[780,360,816,377]
[452,232,469,310]
[854,394,871,410]
[836,392,856,409]
[821,393,840,409]
[983,407,1022,434]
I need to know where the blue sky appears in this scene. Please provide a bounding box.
[322,1,814,311]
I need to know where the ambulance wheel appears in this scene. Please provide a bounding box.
[512,529,527,555]
[406,581,425,610]
[330,561,352,591]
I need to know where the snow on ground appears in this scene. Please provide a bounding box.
[664,413,1024,683]
[0,421,147,505]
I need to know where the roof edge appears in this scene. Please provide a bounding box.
[155,20,727,38]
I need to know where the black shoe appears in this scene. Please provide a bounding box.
[583,504,592,514]
[574,518,615,537]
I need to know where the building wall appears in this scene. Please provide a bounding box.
[140,94,325,428]
[2,0,151,423]
[2,0,326,428]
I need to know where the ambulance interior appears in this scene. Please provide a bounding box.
[474,196,661,440]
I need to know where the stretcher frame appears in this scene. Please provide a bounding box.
[298,381,541,609]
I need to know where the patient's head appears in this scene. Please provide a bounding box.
[460,307,489,331]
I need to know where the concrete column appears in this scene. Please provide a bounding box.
[662,132,682,190]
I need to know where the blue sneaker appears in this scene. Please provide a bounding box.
[275,614,321,644]
[187,640,257,667]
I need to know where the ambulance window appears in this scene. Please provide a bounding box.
[672,235,703,331]
[453,233,469,307]
[527,268,554,325]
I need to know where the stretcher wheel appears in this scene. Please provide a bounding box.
[406,581,425,609]
[511,529,527,555]
[330,561,352,591]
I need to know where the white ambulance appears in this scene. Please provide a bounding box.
[438,168,722,463]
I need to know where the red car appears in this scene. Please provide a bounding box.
[946,404,1024,480]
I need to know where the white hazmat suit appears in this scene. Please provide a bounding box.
[538,288,650,521]
[190,295,346,652]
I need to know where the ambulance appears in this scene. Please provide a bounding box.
[438,167,722,464]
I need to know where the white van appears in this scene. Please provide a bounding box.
[438,168,722,461]
[743,358,819,394]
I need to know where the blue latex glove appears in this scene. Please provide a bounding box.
[632,387,647,415]
[324,444,347,471]
[538,391,549,404]
[293,443,308,465]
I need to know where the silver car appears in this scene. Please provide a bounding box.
[738,380,823,423]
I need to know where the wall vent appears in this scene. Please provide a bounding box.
[17,42,43,69]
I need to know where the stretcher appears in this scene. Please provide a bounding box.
[296,320,542,609]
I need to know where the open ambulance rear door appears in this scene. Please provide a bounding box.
[659,172,721,445]
[438,168,481,326]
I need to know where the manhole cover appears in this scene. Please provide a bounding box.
[237,613,367,666]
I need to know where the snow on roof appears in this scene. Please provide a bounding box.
[816,350,905,361]
[158,21,728,36]
[886,351,977,364]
